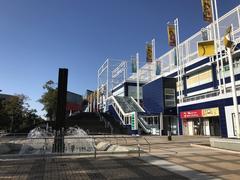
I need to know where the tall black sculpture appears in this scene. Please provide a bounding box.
[53,68,68,152]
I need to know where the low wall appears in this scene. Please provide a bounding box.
[210,137,240,152]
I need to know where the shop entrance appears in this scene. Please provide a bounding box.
[181,107,220,136]
[186,117,220,136]
[209,117,220,136]
[163,115,178,135]
[193,119,203,135]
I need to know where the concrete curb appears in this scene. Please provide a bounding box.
[190,144,240,154]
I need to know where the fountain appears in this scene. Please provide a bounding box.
[19,126,94,154]
[19,127,54,154]
[20,69,95,154]
[64,127,95,153]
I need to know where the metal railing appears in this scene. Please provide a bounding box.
[0,134,152,158]
[183,90,220,103]
[156,5,240,75]
[183,84,240,103]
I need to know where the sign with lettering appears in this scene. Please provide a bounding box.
[180,110,202,119]
[181,107,219,119]
[202,107,219,117]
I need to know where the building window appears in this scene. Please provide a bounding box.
[186,69,212,89]
[219,59,240,79]
[164,88,176,107]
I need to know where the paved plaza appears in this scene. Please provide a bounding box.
[0,156,188,180]
[0,136,240,180]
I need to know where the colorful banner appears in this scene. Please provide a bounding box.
[198,40,215,57]
[155,61,161,75]
[131,57,137,73]
[202,107,219,117]
[181,107,219,119]
[201,0,213,23]
[146,43,153,62]
[224,26,234,48]
[201,28,209,41]
[167,24,176,47]
[180,110,202,119]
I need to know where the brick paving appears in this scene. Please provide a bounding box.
[0,136,240,179]
[0,156,188,180]
[144,137,240,180]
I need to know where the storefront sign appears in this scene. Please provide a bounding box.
[202,107,219,117]
[181,107,219,119]
[180,110,202,118]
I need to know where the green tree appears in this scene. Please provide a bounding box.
[0,94,42,132]
[38,80,58,121]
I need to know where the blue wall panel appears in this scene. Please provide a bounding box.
[184,57,210,72]
[143,78,164,113]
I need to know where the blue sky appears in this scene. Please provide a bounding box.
[0,0,239,117]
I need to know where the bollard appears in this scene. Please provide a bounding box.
[167,130,172,141]
[138,144,140,157]
[94,148,97,158]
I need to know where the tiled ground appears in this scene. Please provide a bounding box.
[1,136,240,179]
[147,139,240,180]
[0,156,188,180]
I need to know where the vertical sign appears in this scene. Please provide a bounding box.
[201,0,213,23]
[146,43,153,63]
[201,28,209,41]
[155,61,161,75]
[167,24,176,47]
[131,56,137,73]
[131,112,135,130]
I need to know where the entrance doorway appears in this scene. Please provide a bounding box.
[163,116,178,135]
[185,117,220,136]
[209,117,220,136]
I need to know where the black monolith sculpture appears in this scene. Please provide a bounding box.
[53,68,68,152]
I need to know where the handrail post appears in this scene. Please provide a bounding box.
[123,136,127,144]
[144,137,151,153]
[138,143,140,157]
[135,137,140,157]
[93,137,96,158]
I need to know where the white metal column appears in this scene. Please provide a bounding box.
[214,0,226,94]
[211,0,222,94]
[227,47,240,138]
[136,53,140,105]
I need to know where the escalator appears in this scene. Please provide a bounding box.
[112,96,154,134]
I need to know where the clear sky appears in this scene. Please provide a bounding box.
[0,0,239,117]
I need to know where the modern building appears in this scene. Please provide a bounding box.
[97,5,240,137]
[66,91,83,115]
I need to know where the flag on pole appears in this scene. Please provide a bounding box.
[174,48,177,66]
[155,61,161,75]
[167,24,176,47]
[201,0,213,23]
[131,56,137,73]
[201,28,209,41]
[146,42,153,63]
[198,40,215,57]
[224,26,234,48]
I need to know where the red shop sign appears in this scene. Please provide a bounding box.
[180,109,202,119]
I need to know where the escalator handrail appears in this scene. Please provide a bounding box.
[130,97,145,112]
[137,117,151,134]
